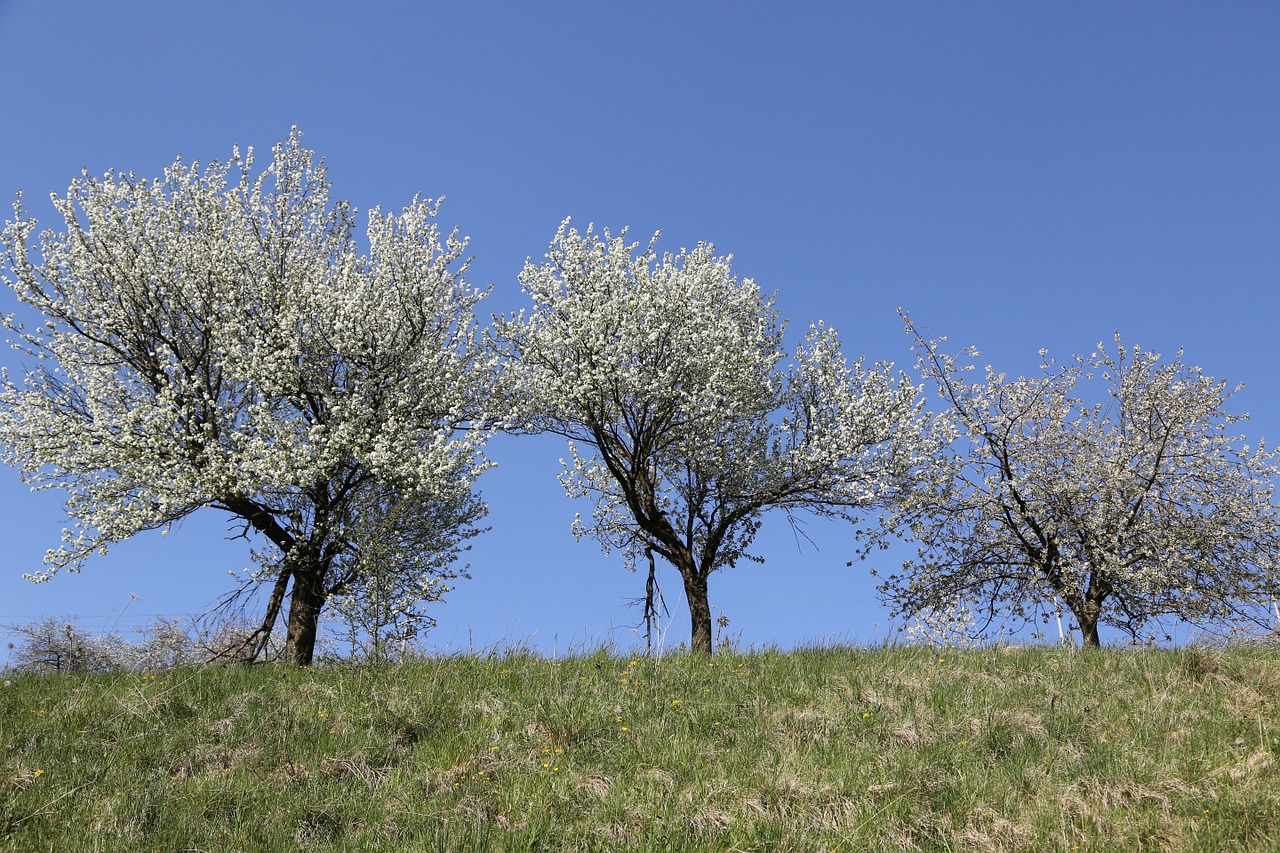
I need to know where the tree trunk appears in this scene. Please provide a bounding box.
[284,562,327,666]
[680,568,714,654]
[1078,578,1108,649]
[1079,615,1101,648]
[1067,596,1103,648]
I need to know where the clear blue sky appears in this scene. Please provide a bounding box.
[1,2,1277,658]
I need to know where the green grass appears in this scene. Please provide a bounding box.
[2,645,1279,851]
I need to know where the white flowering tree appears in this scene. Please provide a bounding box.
[0,130,494,665]
[883,312,1280,647]
[497,222,934,653]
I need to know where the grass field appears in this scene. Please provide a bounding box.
[2,644,1278,851]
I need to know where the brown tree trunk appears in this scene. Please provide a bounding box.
[1078,577,1108,649]
[1079,614,1102,648]
[1065,595,1104,648]
[681,568,714,654]
[284,563,327,666]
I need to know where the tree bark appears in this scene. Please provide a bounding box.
[1080,619,1101,648]
[680,568,714,654]
[284,562,327,666]
[1078,575,1108,649]
[1062,597,1104,648]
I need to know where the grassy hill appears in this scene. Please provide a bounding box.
[2,645,1278,851]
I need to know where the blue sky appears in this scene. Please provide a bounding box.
[0,2,1277,658]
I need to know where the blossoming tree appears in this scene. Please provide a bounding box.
[883,312,1280,647]
[498,222,934,653]
[0,130,493,665]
